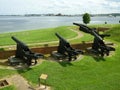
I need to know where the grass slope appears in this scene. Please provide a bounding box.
[18,24,120,90]
[0,26,77,46]
[0,85,16,90]
[104,24,120,42]
[0,24,120,90]
[18,43,120,90]
[0,69,17,79]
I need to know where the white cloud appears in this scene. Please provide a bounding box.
[0,0,119,14]
[109,2,120,8]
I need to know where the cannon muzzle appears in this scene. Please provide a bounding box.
[73,22,81,26]
[11,36,28,50]
[73,23,93,34]
[55,33,68,43]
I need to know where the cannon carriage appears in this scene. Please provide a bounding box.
[73,23,115,57]
[51,33,83,61]
[8,36,44,66]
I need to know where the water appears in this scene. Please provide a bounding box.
[0,16,120,33]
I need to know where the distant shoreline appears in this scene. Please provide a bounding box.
[0,13,120,17]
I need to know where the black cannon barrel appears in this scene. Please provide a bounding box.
[11,36,28,48]
[73,23,103,40]
[74,23,115,57]
[92,31,103,41]
[73,23,92,30]
[73,22,81,26]
[73,23,92,34]
[55,33,68,43]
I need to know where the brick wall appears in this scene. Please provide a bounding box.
[97,27,110,32]
[0,42,92,59]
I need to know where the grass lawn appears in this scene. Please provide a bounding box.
[18,43,120,90]
[0,24,120,90]
[18,24,120,90]
[70,32,93,44]
[0,85,16,90]
[0,69,17,79]
[0,26,77,46]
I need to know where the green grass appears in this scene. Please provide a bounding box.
[0,24,120,90]
[88,24,119,28]
[18,43,120,90]
[71,24,120,44]
[71,32,93,44]
[0,26,77,46]
[0,85,16,90]
[0,69,17,79]
[104,24,120,42]
[17,24,120,90]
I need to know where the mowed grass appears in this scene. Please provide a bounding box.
[0,26,77,46]
[0,69,17,90]
[0,69,17,79]
[104,24,120,42]
[0,24,120,90]
[71,32,93,44]
[0,85,16,90]
[18,24,120,90]
[19,43,120,90]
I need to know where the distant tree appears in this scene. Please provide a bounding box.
[105,21,107,24]
[83,13,91,24]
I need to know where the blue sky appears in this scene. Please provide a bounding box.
[0,0,120,15]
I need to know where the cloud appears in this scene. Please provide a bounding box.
[0,0,119,14]
[108,1,120,8]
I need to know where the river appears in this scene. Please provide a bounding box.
[0,16,120,33]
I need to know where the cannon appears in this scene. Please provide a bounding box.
[8,36,44,66]
[51,33,83,61]
[73,23,115,57]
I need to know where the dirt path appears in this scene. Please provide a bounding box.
[7,74,50,90]
[68,28,83,41]
[7,75,32,90]
[0,59,50,90]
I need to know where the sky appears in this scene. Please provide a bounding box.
[0,0,120,15]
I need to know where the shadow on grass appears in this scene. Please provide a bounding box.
[16,66,33,74]
[92,56,105,62]
[45,55,73,67]
[84,53,106,62]
[0,60,9,66]
[58,61,73,67]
